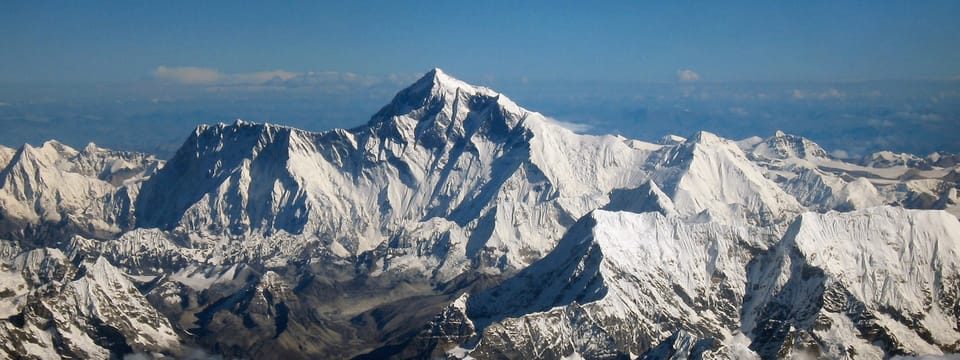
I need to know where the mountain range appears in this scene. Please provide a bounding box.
[1,69,959,359]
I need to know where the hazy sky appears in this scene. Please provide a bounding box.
[1,2,958,159]
[3,1,959,84]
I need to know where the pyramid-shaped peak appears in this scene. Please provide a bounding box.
[83,142,100,153]
[759,130,829,159]
[411,67,498,98]
[424,67,445,78]
[15,140,76,164]
[421,67,453,83]
[658,134,687,145]
[687,130,724,145]
[367,68,525,132]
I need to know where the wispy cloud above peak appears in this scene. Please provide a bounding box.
[676,69,700,82]
[154,66,297,85]
[543,116,592,133]
[233,70,298,84]
[154,66,222,84]
[152,66,419,90]
[791,88,845,100]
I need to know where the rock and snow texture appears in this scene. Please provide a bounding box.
[745,130,957,215]
[752,130,830,160]
[463,207,960,359]
[0,145,15,170]
[745,207,960,359]
[467,210,763,358]
[653,131,804,226]
[0,68,958,359]
[0,250,180,358]
[0,141,161,244]
[133,68,657,276]
[639,329,723,360]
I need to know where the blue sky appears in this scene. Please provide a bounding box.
[1,1,958,159]
[2,1,959,83]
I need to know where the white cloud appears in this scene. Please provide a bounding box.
[866,118,895,127]
[232,70,297,84]
[154,66,296,85]
[544,117,591,133]
[154,66,223,84]
[676,69,700,82]
[831,149,850,159]
[281,71,385,87]
[153,66,418,90]
[893,111,942,123]
[791,88,844,100]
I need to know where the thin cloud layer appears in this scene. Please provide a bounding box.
[154,66,223,84]
[232,70,298,84]
[153,66,419,91]
[791,88,845,100]
[676,69,700,82]
[154,66,297,85]
[544,116,592,133]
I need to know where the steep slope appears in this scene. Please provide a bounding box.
[135,68,656,275]
[638,330,728,360]
[467,210,765,358]
[135,121,322,239]
[653,131,803,227]
[0,145,15,170]
[0,141,161,245]
[604,179,677,216]
[744,207,960,358]
[752,130,830,160]
[460,206,960,359]
[0,249,180,358]
[356,293,480,359]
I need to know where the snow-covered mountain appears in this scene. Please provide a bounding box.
[745,207,960,358]
[466,210,762,358]
[0,141,161,246]
[743,130,960,217]
[0,243,180,358]
[1,68,959,359]
[651,131,803,226]
[135,70,638,276]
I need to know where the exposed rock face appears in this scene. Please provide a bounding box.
[744,207,960,359]
[0,250,180,359]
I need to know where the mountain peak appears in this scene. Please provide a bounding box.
[658,134,687,145]
[82,142,99,153]
[756,130,829,159]
[687,130,723,145]
[365,68,528,147]
[423,67,446,79]
[408,67,497,100]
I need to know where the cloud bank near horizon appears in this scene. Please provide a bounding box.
[1,71,958,161]
[676,69,701,82]
[152,66,421,90]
